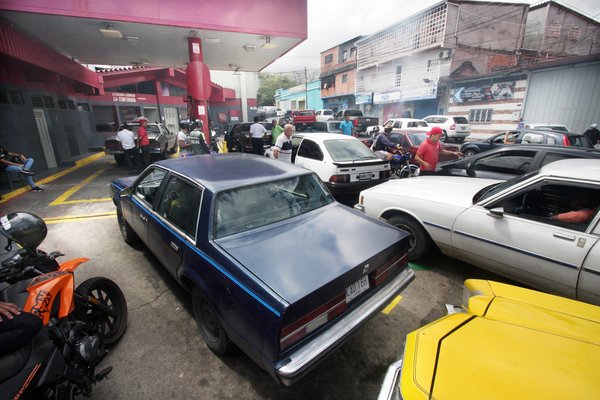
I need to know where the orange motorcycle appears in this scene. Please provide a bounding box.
[0,212,127,399]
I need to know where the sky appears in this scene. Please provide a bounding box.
[263,0,600,73]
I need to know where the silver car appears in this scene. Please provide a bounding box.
[355,159,600,305]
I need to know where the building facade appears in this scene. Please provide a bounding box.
[275,80,323,111]
[319,37,362,113]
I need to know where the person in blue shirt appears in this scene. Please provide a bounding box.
[339,115,354,136]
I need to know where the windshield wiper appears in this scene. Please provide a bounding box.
[274,186,308,198]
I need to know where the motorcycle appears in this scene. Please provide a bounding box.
[388,148,420,179]
[0,212,128,400]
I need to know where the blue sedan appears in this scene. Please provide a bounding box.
[110,153,414,385]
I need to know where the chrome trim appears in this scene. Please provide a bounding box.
[276,268,414,381]
[377,358,403,400]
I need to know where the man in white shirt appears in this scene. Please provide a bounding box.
[116,123,139,169]
[249,116,267,155]
[177,122,190,154]
[273,124,294,163]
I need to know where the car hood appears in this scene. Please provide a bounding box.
[403,281,600,399]
[215,203,408,303]
[362,176,500,208]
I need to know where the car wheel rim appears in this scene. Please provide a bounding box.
[200,302,220,342]
[397,224,416,250]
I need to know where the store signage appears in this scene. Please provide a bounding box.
[373,91,402,104]
[451,81,515,103]
[112,92,136,103]
[355,93,373,104]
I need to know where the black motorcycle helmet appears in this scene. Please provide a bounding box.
[0,212,47,251]
[192,119,203,130]
[179,120,190,130]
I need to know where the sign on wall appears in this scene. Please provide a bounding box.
[451,81,515,103]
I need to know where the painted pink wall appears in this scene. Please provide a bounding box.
[0,0,307,38]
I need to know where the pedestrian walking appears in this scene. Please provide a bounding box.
[340,115,354,136]
[414,127,462,175]
[517,118,525,129]
[116,123,140,171]
[0,145,42,192]
[177,121,191,155]
[583,123,599,147]
[137,117,150,166]
[249,116,267,155]
[273,124,294,163]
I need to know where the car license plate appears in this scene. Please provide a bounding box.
[358,172,372,180]
[346,276,370,303]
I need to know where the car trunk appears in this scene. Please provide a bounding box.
[215,204,409,350]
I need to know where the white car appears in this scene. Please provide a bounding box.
[266,133,391,195]
[383,118,429,132]
[524,123,570,133]
[315,109,335,122]
[423,115,471,142]
[355,159,600,305]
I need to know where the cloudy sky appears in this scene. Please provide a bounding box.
[263,0,599,73]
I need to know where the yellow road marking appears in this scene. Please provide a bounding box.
[0,152,106,204]
[382,295,403,315]
[44,211,117,224]
[50,168,110,206]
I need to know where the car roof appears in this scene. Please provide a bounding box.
[153,153,311,192]
[539,158,600,180]
[387,118,425,122]
[293,132,355,142]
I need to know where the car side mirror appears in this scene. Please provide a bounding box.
[487,207,504,218]
[119,187,133,197]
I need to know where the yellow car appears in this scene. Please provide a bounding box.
[379,279,600,400]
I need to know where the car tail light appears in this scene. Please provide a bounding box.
[563,135,571,146]
[380,170,392,179]
[450,124,455,130]
[280,293,347,351]
[369,251,408,287]
[353,119,358,126]
[329,174,350,183]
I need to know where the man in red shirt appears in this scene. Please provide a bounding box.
[415,126,462,175]
[137,117,150,167]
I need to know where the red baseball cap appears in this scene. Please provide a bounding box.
[427,126,443,136]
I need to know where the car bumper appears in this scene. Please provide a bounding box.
[446,131,470,138]
[326,178,390,195]
[378,358,404,400]
[275,267,415,386]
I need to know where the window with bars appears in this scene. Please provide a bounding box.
[548,24,561,38]
[0,91,24,105]
[325,54,333,64]
[342,50,348,62]
[395,66,402,87]
[77,103,90,111]
[469,109,493,123]
[357,4,447,69]
[342,74,348,84]
[568,27,580,40]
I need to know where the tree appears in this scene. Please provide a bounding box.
[257,73,296,106]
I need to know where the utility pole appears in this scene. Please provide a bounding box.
[305,66,308,109]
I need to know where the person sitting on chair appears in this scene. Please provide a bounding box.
[0,145,42,192]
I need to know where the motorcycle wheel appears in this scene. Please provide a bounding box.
[74,277,128,345]
[397,164,420,179]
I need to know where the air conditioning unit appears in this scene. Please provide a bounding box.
[438,49,452,59]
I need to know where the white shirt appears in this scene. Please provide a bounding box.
[116,128,136,150]
[249,123,267,139]
[274,134,292,163]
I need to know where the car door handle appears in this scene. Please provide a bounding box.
[553,232,575,241]
[139,213,148,223]
[169,242,179,252]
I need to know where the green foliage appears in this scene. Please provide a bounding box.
[257,73,296,106]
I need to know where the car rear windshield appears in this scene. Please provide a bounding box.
[213,174,334,238]
[296,111,315,116]
[453,117,469,124]
[344,110,363,117]
[568,135,593,147]
[407,121,428,128]
[323,139,379,162]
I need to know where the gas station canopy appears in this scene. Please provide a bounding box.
[0,0,307,71]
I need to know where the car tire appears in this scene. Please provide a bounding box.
[456,137,465,143]
[192,287,235,355]
[387,214,432,261]
[117,206,139,245]
[463,149,477,158]
[442,130,449,142]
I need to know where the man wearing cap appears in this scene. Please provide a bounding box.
[415,126,462,175]
[137,117,150,167]
[583,123,599,147]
